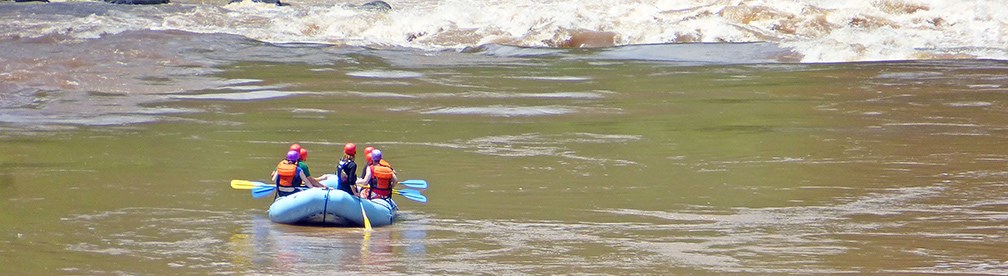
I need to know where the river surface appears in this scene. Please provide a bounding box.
[3,0,1008,274]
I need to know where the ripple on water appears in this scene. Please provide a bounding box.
[966,84,1002,89]
[342,91,418,98]
[0,113,162,126]
[462,132,638,164]
[216,84,289,91]
[882,122,980,128]
[370,132,639,166]
[458,91,606,99]
[421,105,574,117]
[170,90,308,101]
[943,101,993,107]
[876,71,945,80]
[292,108,332,113]
[507,76,592,82]
[62,207,246,273]
[587,181,1008,274]
[346,70,424,79]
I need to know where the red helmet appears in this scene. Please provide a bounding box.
[364,146,374,155]
[289,143,301,152]
[365,153,373,165]
[344,143,357,156]
[299,148,308,161]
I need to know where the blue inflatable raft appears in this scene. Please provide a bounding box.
[267,182,397,227]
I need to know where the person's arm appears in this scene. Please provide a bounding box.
[307,175,324,187]
[301,171,326,188]
[300,164,324,186]
[390,171,399,190]
[356,167,371,185]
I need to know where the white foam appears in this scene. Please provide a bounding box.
[3,0,1007,62]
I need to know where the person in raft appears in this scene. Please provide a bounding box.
[287,143,325,188]
[272,150,311,197]
[336,143,360,195]
[360,146,375,177]
[318,143,360,196]
[357,147,375,194]
[356,149,398,200]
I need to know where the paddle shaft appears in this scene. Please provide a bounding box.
[247,182,426,203]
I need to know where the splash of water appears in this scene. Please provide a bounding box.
[2,0,1005,62]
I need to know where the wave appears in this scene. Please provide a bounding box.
[2,0,1006,62]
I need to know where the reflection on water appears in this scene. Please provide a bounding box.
[242,215,398,273]
[236,215,429,274]
[58,208,428,274]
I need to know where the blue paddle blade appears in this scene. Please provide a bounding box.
[252,185,276,198]
[398,179,428,190]
[394,189,427,203]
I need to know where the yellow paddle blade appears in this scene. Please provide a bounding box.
[362,211,373,231]
[359,198,373,231]
[230,179,261,190]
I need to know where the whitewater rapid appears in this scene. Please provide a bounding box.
[1,0,1006,62]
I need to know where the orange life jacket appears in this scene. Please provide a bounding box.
[366,160,393,186]
[275,160,301,187]
[368,163,394,198]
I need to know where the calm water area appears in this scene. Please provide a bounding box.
[2,42,1007,274]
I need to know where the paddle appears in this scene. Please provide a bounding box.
[252,184,277,198]
[244,182,427,203]
[392,189,428,203]
[230,179,270,190]
[398,179,428,190]
[358,197,372,230]
[352,182,428,203]
[229,179,275,198]
[319,174,428,190]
